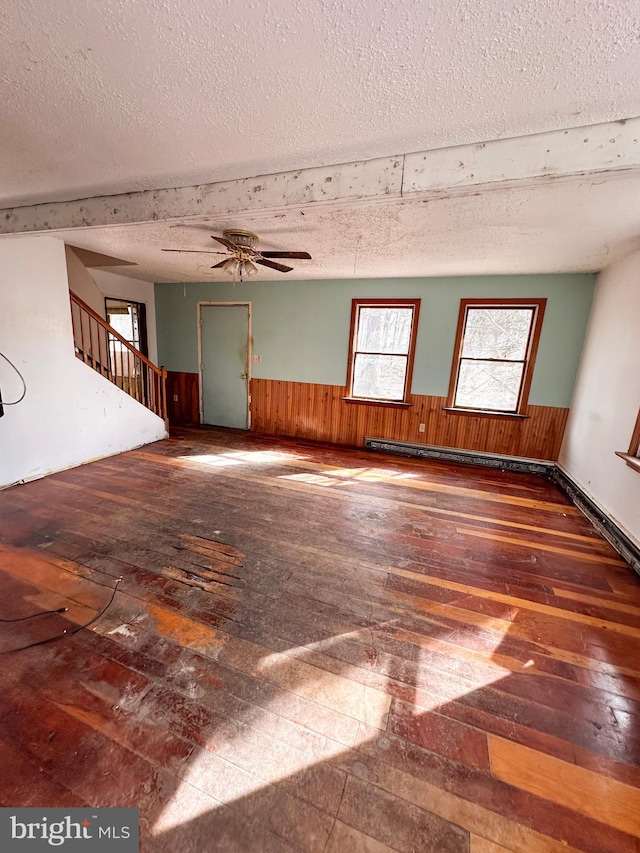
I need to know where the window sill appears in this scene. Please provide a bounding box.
[615,451,640,473]
[342,397,413,409]
[442,407,530,420]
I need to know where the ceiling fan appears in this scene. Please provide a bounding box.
[162,229,312,278]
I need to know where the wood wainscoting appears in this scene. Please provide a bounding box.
[166,370,200,426]
[250,378,569,460]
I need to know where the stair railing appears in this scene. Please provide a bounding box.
[70,292,167,425]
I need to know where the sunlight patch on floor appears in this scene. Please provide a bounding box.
[278,465,421,488]
[278,472,355,487]
[181,454,244,467]
[152,621,513,837]
[152,781,223,835]
[325,467,420,483]
[180,449,304,467]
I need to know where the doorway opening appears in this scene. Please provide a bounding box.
[105,298,149,398]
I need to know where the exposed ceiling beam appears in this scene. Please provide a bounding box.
[1,118,638,236]
[403,118,640,196]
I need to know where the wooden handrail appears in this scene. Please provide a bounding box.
[69,291,168,426]
[70,292,161,373]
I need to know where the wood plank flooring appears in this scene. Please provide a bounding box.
[0,427,639,853]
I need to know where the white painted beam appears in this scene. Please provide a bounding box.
[0,157,404,234]
[1,118,639,235]
[403,118,640,197]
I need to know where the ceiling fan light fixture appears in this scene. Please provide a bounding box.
[222,257,240,276]
[163,229,312,277]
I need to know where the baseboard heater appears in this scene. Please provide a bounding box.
[363,437,553,476]
[364,437,640,576]
[551,466,640,575]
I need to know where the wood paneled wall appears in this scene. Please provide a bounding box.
[166,371,200,426]
[250,378,569,461]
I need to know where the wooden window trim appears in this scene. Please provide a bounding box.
[342,397,413,409]
[442,407,529,420]
[346,298,421,405]
[616,408,640,473]
[445,297,547,416]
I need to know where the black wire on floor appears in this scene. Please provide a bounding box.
[0,607,68,622]
[0,578,122,654]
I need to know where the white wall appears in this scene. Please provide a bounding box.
[66,255,158,365]
[91,269,158,365]
[0,236,166,489]
[65,246,106,317]
[559,251,640,547]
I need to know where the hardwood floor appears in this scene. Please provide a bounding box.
[0,427,639,852]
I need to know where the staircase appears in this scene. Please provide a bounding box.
[70,292,168,426]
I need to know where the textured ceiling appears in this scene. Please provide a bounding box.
[42,171,640,281]
[2,0,640,207]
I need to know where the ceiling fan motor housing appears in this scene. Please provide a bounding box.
[223,229,259,251]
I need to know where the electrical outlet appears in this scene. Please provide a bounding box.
[252,354,262,363]
[173,395,179,402]
[418,423,425,433]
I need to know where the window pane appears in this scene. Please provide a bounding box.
[357,307,413,354]
[462,308,533,360]
[106,300,142,349]
[352,354,407,400]
[108,311,135,342]
[454,360,524,411]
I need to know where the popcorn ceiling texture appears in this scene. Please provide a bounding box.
[2,0,639,206]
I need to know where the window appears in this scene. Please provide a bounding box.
[346,299,420,404]
[447,298,546,415]
[616,408,640,473]
[105,298,148,357]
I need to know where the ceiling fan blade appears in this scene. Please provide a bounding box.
[162,248,227,254]
[212,235,238,251]
[211,260,231,269]
[256,258,293,273]
[260,251,312,259]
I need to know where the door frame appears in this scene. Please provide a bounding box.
[197,301,252,428]
[104,297,149,358]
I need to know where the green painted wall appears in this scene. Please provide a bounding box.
[155,274,595,408]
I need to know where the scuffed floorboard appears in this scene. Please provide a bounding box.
[0,426,638,852]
